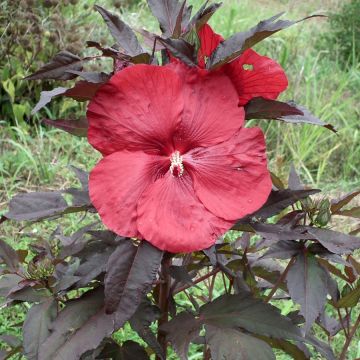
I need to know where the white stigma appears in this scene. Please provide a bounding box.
[170,151,184,177]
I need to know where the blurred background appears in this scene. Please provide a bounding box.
[0,0,359,358]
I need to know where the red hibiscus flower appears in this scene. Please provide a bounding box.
[87,63,272,253]
[179,24,288,106]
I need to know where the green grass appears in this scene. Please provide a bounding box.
[1,0,360,359]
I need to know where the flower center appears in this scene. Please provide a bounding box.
[169,151,184,177]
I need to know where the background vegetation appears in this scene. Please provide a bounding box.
[1,0,359,358]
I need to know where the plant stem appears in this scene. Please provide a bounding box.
[265,257,296,303]
[156,254,172,360]
[339,313,360,360]
[337,308,349,338]
[173,268,220,295]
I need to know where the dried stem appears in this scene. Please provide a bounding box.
[265,257,296,303]
[339,313,360,360]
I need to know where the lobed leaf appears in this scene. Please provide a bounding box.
[66,70,110,83]
[334,282,360,308]
[239,189,320,222]
[38,288,114,360]
[95,5,143,56]
[245,98,336,132]
[113,242,163,328]
[188,1,222,31]
[129,301,164,360]
[208,14,324,69]
[100,340,150,360]
[335,206,360,219]
[205,325,275,360]
[286,254,329,333]
[31,87,68,115]
[43,118,89,137]
[5,189,92,222]
[160,312,200,360]
[158,38,197,66]
[25,51,82,80]
[104,239,138,314]
[331,190,360,213]
[147,0,185,37]
[262,240,304,259]
[301,226,360,254]
[32,81,102,114]
[199,293,302,340]
[23,299,57,360]
[0,239,19,271]
[251,223,314,242]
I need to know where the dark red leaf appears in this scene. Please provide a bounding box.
[32,81,102,114]
[334,282,360,308]
[23,299,57,360]
[317,312,343,337]
[86,40,120,57]
[241,189,320,221]
[200,293,302,340]
[129,301,164,360]
[100,340,150,360]
[259,337,310,360]
[5,190,92,222]
[64,80,102,101]
[25,51,83,80]
[336,206,360,218]
[158,38,197,66]
[288,164,304,190]
[0,239,19,271]
[251,223,314,242]
[188,2,222,31]
[104,239,138,313]
[330,190,360,213]
[161,312,200,360]
[205,325,275,360]
[95,5,143,56]
[31,87,67,114]
[38,288,114,360]
[286,254,329,333]
[74,238,119,287]
[147,0,184,37]
[43,118,89,137]
[244,98,336,132]
[173,1,187,38]
[301,226,360,254]
[103,240,162,326]
[262,240,303,259]
[0,274,22,297]
[208,14,324,69]
[5,192,67,221]
[66,70,110,83]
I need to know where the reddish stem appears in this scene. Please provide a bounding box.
[156,255,172,360]
[173,268,220,295]
[339,313,360,360]
[265,257,296,303]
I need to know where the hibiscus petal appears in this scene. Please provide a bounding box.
[89,150,167,237]
[87,65,184,156]
[137,173,232,253]
[198,24,223,68]
[173,64,245,152]
[225,49,288,106]
[184,127,272,221]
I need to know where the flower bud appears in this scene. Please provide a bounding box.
[315,198,331,227]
